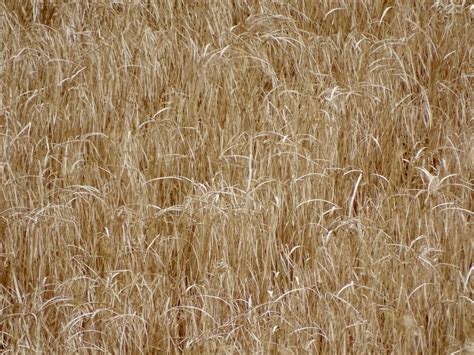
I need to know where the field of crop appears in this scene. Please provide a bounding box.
[1,1,473,353]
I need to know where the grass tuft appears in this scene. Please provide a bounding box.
[1,1,472,353]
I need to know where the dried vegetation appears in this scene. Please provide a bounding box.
[1,0,473,353]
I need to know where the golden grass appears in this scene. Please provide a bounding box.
[1,1,473,353]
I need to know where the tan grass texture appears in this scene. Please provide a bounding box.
[1,1,473,353]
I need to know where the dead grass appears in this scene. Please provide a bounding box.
[1,0,473,353]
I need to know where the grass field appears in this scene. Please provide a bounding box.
[1,1,473,353]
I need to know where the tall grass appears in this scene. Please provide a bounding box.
[1,1,472,353]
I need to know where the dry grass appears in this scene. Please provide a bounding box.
[1,1,473,353]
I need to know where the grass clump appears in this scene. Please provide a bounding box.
[1,1,472,353]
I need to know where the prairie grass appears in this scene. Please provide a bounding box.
[1,1,472,353]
